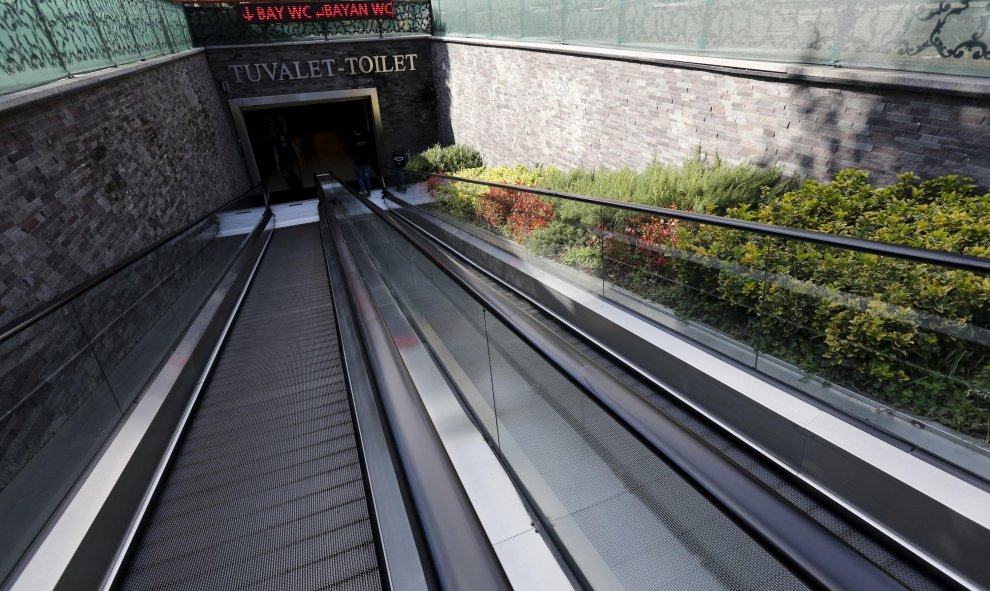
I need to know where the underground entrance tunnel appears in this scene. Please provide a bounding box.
[242,98,380,203]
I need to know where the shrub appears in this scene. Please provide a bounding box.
[430,165,547,225]
[477,187,555,240]
[405,153,433,174]
[528,222,587,258]
[409,143,484,173]
[477,187,513,227]
[451,164,548,189]
[542,150,799,214]
[741,170,990,258]
[506,191,555,240]
[629,213,682,270]
[561,244,602,272]
[676,170,990,437]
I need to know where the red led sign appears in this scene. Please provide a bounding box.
[237,2,396,23]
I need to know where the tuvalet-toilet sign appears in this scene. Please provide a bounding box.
[227,53,419,83]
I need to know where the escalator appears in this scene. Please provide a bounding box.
[1,178,967,591]
[334,200,811,590]
[323,182,937,591]
[119,225,383,590]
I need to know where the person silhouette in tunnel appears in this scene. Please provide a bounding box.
[350,128,374,196]
[273,134,303,193]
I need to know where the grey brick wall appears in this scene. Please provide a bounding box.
[0,52,251,327]
[205,37,439,163]
[433,41,990,188]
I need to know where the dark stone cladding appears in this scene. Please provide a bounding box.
[204,37,439,162]
[432,41,990,189]
[0,52,251,327]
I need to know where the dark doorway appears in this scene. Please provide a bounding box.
[242,99,380,203]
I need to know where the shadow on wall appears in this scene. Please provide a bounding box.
[759,42,908,182]
[432,42,456,146]
[763,82,877,181]
[694,38,985,185]
[764,79,987,187]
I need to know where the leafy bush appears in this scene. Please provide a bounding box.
[506,191,556,240]
[408,143,484,173]
[676,170,990,437]
[405,153,433,174]
[561,244,603,272]
[477,187,513,227]
[739,170,989,258]
[474,186,555,240]
[528,222,587,259]
[541,150,799,214]
[431,165,548,227]
[454,164,547,187]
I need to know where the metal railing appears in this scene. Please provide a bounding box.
[1,0,193,96]
[183,1,433,46]
[389,169,990,275]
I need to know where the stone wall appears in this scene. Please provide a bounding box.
[0,51,251,327]
[205,37,439,165]
[433,40,990,188]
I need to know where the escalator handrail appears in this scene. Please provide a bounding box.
[360,185,912,591]
[0,182,268,343]
[318,176,513,591]
[382,166,990,275]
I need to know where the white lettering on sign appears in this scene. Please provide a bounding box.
[227,53,418,83]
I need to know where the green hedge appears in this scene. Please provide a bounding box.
[406,143,483,173]
[541,150,800,214]
[701,171,990,435]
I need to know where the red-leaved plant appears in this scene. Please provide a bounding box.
[426,172,448,193]
[478,187,515,227]
[478,186,556,240]
[506,192,555,240]
[630,210,681,269]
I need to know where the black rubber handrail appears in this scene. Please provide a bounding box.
[352,182,910,590]
[385,166,990,276]
[319,175,512,591]
[0,183,267,343]
[317,204,433,591]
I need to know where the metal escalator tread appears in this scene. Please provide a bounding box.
[120,224,383,591]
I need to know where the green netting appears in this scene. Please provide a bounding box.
[433,0,990,77]
[1,0,192,95]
